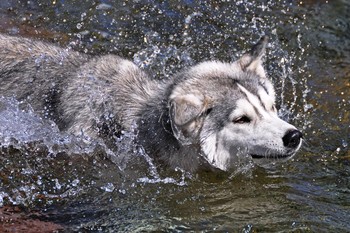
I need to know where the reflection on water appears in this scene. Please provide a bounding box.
[0,0,349,231]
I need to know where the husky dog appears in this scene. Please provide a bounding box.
[0,34,302,171]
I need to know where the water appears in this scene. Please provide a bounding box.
[0,0,349,231]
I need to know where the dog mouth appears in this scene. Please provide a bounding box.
[250,153,294,159]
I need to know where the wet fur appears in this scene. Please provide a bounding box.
[0,34,301,172]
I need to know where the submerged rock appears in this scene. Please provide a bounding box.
[0,205,64,233]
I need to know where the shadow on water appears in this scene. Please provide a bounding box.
[0,0,349,231]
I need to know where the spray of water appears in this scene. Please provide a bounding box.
[0,0,314,208]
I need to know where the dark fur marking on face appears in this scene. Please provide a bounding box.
[258,80,270,95]
[239,88,262,119]
[257,94,268,112]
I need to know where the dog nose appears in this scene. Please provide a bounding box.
[282,130,303,148]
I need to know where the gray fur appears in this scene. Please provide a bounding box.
[0,34,302,172]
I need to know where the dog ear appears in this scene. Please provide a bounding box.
[169,94,208,145]
[238,36,268,78]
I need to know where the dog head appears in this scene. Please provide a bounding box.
[169,36,303,170]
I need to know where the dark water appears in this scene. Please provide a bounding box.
[0,0,349,232]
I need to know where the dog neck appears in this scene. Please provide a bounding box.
[136,97,205,172]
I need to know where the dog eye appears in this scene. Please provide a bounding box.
[233,115,251,124]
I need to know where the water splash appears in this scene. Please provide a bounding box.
[137,149,188,186]
[133,43,193,78]
[0,97,57,144]
[0,97,120,206]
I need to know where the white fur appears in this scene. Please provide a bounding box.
[200,86,298,170]
[237,84,270,118]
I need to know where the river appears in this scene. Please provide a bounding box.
[0,0,349,232]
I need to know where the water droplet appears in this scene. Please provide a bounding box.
[118,189,126,195]
[37,177,42,186]
[101,183,115,192]
[76,23,83,30]
[71,179,80,187]
[54,179,62,190]
[96,3,113,10]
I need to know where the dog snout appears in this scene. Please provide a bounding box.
[282,130,303,149]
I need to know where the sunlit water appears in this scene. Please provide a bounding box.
[0,0,349,231]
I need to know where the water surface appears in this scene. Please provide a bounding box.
[0,0,349,231]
